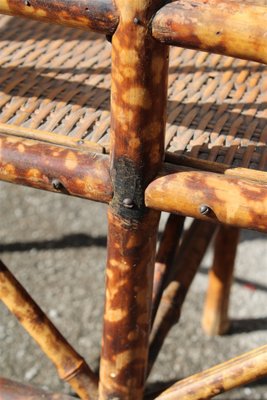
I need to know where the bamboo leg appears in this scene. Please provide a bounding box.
[148,221,216,375]
[152,214,185,324]
[202,226,240,335]
[0,260,98,400]
[100,210,161,399]
[155,344,267,400]
[99,0,169,398]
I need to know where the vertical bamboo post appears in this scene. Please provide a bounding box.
[99,1,169,398]
[202,226,240,335]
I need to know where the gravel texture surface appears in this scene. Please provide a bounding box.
[0,181,267,399]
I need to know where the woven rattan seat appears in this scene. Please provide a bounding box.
[1,15,266,171]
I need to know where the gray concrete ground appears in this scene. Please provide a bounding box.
[0,181,267,399]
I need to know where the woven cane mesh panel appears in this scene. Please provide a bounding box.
[0,16,266,170]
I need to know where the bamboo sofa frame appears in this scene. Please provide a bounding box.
[0,0,267,399]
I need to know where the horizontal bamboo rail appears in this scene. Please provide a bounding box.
[152,0,267,65]
[145,164,267,232]
[0,260,98,400]
[0,377,76,400]
[0,0,118,34]
[0,133,112,203]
[156,344,267,400]
[1,132,267,231]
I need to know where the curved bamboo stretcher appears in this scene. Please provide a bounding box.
[0,0,266,399]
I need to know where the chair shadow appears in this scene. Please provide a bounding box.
[0,233,107,253]
[199,267,267,296]
[144,380,178,399]
[228,317,267,334]
[240,229,267,242]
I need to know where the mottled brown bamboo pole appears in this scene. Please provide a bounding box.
[152,0,267,65]
[156,344,267,400]
[148,220,216,375]
[145,164,267,232]
[0,377,76,400]
[0,134,112,203]
[0,260,98,400]
[202,226,240,336]
[0,0,118,34]
[99,0,169,398]
[152,214,185,324]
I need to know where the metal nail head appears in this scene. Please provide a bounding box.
[52,179,63,191]
[199,204,211,215]
[123,198,134,209]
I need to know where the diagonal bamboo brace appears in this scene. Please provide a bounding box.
[0,377,76,400]
[148,220,216,375]
[0,260,98,400]
[152,214,185,324]
[156,344,267,400]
